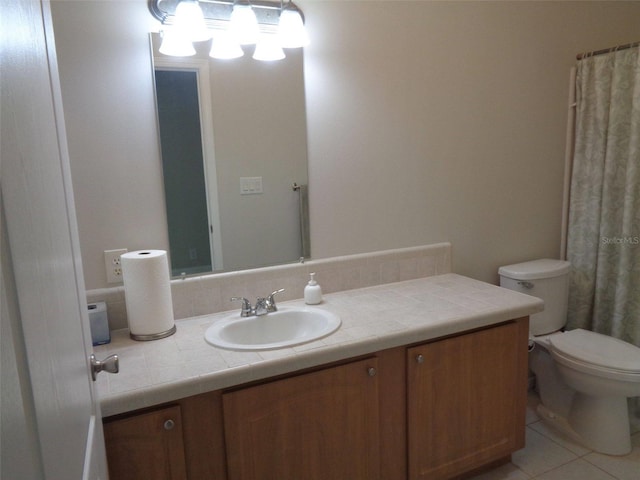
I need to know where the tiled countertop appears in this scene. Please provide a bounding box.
[96,273,544,417]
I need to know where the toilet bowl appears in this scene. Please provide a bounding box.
[547,329,640,455]
[499,259,640,455]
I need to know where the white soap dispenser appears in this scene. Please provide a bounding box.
[304,272,323,305]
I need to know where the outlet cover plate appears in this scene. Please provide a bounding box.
[104,248,127,283]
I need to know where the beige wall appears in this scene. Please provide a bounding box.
[52,0,640,289]
[301,0,640,282]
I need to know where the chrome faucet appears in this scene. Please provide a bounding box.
[254,297,269,316]
[231,288,285,317]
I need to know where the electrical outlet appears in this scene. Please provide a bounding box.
[104,249,128,284]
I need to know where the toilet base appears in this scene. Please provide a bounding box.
[537,397,632,456]
[569,393,631,455]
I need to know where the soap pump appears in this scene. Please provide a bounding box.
[304,272,323,305]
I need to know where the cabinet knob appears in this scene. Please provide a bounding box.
[367,367,377,377]
[416,354,425,364]
[163,419,175,431]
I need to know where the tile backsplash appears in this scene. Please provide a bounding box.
[87,243,451,331]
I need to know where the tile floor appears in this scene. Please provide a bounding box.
[469,392,640,480]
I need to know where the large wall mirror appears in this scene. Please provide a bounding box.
[150,33,309,277]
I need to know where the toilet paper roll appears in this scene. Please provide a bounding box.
[121,250,176,341]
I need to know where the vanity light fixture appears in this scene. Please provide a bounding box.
[149,0,309,61]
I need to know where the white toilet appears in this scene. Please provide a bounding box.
[499,259,640,455]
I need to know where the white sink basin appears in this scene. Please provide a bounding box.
[204,306,341,351]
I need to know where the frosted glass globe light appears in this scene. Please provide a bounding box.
[174,0,211,42]
[253,34,286,61]
[158,27,196,56]
[278,8,309,48]
[209,31,244,59]
[229,4,259,45]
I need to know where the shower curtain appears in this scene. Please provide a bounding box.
[566,46,640,348]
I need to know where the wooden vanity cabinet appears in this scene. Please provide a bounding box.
[103,405,188,480]
[103,318,528,480]
[223,357,381,480]
[407,319,529,479]
[103,391,227,480]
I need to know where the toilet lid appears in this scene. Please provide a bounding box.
[549,329,640,373]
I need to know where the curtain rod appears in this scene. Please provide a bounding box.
[577,41,640,60]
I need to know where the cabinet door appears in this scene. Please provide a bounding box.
[223,357,380,480]
[104,405,187,480]
[407,320,528,480]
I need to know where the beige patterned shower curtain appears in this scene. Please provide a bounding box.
[566,46,640,348]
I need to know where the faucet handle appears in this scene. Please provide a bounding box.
[230,297,252,317]
[266,288,285,312]
[254,297,269,316]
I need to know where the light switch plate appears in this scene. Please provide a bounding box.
[240,176,263,195]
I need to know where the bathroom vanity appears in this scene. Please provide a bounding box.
[98,274,542,480]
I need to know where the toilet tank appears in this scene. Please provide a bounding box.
[499,259,571,335]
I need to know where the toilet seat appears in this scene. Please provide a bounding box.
[549,329,640,380]
[552,350,640,382]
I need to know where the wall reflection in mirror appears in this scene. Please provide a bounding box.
[150,32,309,277]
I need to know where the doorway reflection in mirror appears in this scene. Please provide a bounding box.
[150,33,309,277]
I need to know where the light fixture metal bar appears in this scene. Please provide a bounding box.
[148,0,304,27]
